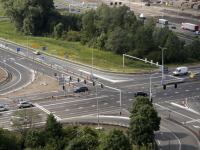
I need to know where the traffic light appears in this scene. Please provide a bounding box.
[77,78,80,82]
[84,80,86,84]
[101,84,104,88]
[63,85,65,90]
[93,82,95,86]
[70,76,72,81]
[175,83,177,88]
[163,84,166,90]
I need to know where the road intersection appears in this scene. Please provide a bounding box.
[0,42,200,149]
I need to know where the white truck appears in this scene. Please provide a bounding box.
[159,19,168,25]
[173,67,188,76]
[182,23,199,31]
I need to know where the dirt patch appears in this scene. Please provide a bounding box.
[2,73,73,98]
[0,67,7,83]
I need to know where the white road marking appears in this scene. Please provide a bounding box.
[79,107,83,109]
[175,92,179,93]
[129,99,132,101]
[92,105,95,107]
[186,90,189,91]
[155,103,194,120]
[65,109,69,111]
[104,103,108,105]
[193,125,200,129]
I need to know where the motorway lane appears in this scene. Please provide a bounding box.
[0,59,32,94]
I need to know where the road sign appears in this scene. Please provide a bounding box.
[164,67,168,74]
[66,55,68,59]
[161,80,163,84]
[43,47,46,51]
[54,73,57,77]
[190,73,194,78]
[33,44,38,47]
[69,54,72,58]
[17,48,20,52]
[60,52,64,56]
[58,77,65,85]
[42,56,44,60]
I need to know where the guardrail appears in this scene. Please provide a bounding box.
[0,69,12,87]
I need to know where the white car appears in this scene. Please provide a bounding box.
[0,105,7,111]
[196,31,200,35]
[18,101,33,108]
[33,50,41,55]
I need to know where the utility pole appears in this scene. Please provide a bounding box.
[159,46,167,84]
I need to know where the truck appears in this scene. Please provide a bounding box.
[181,23,199,31]
[159,19,168,25]
[173,66,188,76]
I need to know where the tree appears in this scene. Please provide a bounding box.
[0,0,56,35]
[106,27,132,54]
[164,32,186,63]
[11,109,41,135]
[25,129,44,149]
[82,126,99,150]
[54,23,63,40]
[101,128,132,150]
[129,96,152,118]
[186,40,200,60]
[44,113,63,140]
[128,97,160,149]
[65,138,87,150]
[0,128,21,150]
[128,115,154,149]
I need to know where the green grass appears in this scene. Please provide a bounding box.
[0,19,158,72]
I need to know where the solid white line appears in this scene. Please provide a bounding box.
[170,102,200,115]
[155,103,194,120]
[78,69,127,83]
[161,126,181,150]
[0,61,21,91]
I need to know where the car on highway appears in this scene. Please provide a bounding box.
[18,101,33,108]
[134,92,148,97]
[0,105,7,111]
[74,87,88,93]
[190,72,200,78]
[33,50,41,55]
[196,31,200,35]
[171,26,176,29]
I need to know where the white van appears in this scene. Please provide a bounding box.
[173,67,188,76]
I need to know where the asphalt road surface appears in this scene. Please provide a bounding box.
[1,39,200,149]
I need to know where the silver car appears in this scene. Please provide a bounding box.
[0,105,7,111]
[18,101,33,108]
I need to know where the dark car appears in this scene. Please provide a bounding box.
[74,87,88,93]
[171,26,176,29]
[134,92,147,97]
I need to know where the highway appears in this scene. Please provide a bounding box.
[1,39,200,149]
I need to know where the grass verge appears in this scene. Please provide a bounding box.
[0,19,158,72]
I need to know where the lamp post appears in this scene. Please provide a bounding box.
[150,72,158,103]
[161,133,170,150]
[159,46,167,84]
[4,44,8,71]
[96,82,100,129]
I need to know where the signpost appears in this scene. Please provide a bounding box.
[66,55,68,59]
[43,47,46,51]
[58,77,66,97]
[33,44,38,47]
[60,52,64,56]
[17,48,20,53]
[42,56,44,60]
[69,54,72,58]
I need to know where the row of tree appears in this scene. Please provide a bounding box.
[1,0,199,64]
[1,96,160,150]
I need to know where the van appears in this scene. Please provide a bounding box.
[173,67,188,76]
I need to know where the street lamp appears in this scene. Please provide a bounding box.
[161,133,170,150]
[93,80,101,130]
[150,72,158,103]
[159,46,167,84]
